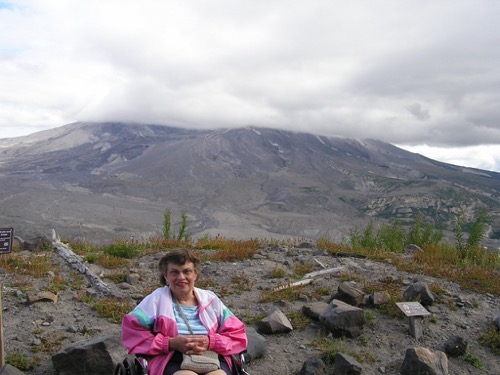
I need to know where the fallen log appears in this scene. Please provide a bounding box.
[271,266,346,292]
[314,258,327,269]
[51,229,113,295]
[272,278,314,292]
[302,266,346,280]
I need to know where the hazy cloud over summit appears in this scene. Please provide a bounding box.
[1,0,500,171]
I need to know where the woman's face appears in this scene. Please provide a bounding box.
[165,261,198,298]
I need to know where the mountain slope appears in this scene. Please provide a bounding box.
[1,122,499,247]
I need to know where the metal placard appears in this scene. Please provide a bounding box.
[396,302,431,317]
[0,228,14,254]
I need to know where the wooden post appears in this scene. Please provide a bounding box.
[0,227,13,368]
[0,284,4,367]
[408,316,424,339]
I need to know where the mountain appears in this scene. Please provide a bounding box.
[1,122,499,248]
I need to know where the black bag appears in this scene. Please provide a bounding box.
[114,355,148,375]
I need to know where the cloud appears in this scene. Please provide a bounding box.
[1,0,500,171]
[399,144,500,173]
[406,104,430,122]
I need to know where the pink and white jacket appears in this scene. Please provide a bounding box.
[122,286,248,375]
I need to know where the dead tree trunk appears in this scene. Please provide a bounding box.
[51,229,112,295]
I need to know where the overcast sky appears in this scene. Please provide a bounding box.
[1,1,500,172]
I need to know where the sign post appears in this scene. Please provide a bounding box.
[0,227,13,367]
[396,302,431,339]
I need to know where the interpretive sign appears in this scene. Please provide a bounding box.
[0,228,14,254]
[396,301,431,339]
[396,302,431,317]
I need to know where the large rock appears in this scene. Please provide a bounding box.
[400,347,448,375]
[443,336,467,357]
[52,335,126,375]
[333,353,363,375]
[295,356,326,375]
[403,282,435,306]
[0,365,26,375]
[371,291,391,306]
[319,299,366,338]
[404,244,423,257]
[257,308,293,334]
[246,326,267,361]
[330,282,365,307]
[494,313,500,331]
[302,301,329,320]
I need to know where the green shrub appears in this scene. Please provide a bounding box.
[259,283,306,303]
[163,209,189,240]
[84,254,98,263]
[350,221,378,249]
[5,352,36,371]
[406,212,443,247]
[314,337,348,366]
[103,243,138,259]
[286,312,311,330]
[270,266,286,278]
[479,323,500,355]
[103,273,128,283]
[293,263,315,279]
[349,213,442,252]
[454,209,489,260]
[463,353,483,369]
[364,311,376,326]
[163,209,172,239]
[92,297,134,324]
[377,221,406,252]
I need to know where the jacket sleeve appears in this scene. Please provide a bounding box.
[122,311,172,355]
[207,308,248,355]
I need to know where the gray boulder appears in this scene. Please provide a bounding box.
[319,299,366,338]
[331,282,365,307]
[493,313,500,331]
[403,282,435,306]
[295,356,326,375]
[400,347,448,375]
[443,336,467,357]
[302,301,329,320]
[52,334,126,375]
[404,244,423,255]
[257,308,293,334]
[371,291,391,306]
[333,353,363,375]
[0,365,26,375]
[246,326,267,361]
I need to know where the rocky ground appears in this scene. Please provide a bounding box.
[1,242,499,375]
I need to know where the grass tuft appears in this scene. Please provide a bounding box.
[270,266,287,278]
[92,296,135,324]
[286,312,312,330]
[5,352,38,371]
[479,323,500,355]
[259,283,307,303]
[463,353,483,369]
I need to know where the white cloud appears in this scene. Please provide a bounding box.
[1,0,500,171]
[398,144,500,173]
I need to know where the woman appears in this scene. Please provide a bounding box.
[122,248,248,375]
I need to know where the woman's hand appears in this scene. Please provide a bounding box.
[169,335,210,354]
